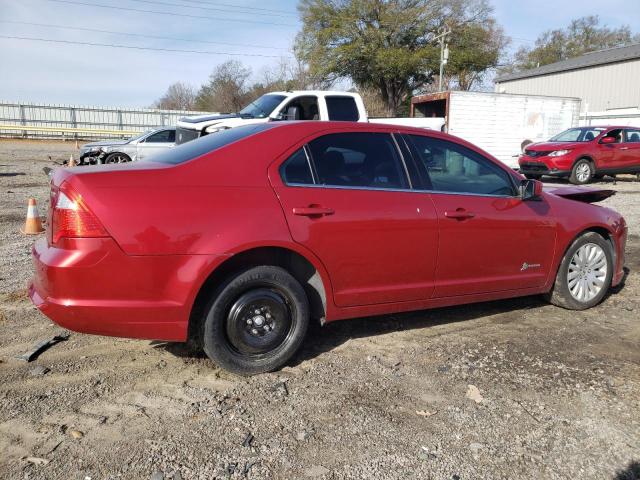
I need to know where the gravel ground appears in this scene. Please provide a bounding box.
[1,139,639,480]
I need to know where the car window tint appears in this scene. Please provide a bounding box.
[280,148,314,185]
[146,130,173,143]
[325,96,360,121]
[308,133,408,190]
[148,124,272,164]
[408,135,515,196]
[624,128,640,143]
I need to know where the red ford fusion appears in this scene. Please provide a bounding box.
[30,122,627,374]
[519,126,640,185]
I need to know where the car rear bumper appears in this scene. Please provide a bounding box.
[29,237,223,341]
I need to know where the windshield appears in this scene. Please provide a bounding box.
[550,127,606,142]
[128,130,153,142]
[239,94,286,118]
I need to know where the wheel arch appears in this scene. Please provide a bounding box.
[572,155,596,169]
[187,244,332,347]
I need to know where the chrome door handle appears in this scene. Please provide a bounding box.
[619,147,629,150]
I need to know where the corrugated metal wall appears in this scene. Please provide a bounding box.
[495,60,640,112]
[0,102,214,139]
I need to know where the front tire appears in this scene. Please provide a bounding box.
[202,266,309,375]
[569,159,593,185]
[546,232,613,310]
[104,152,131,164]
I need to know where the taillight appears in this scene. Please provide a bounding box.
[51,185,108,244]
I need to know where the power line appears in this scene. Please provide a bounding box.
[46,0,299,28]
[175,0,297,16]
[125,0,297,19]
[0,20,291,50]
[0,34,294,58]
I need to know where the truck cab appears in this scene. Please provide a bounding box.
[176,91,368,144]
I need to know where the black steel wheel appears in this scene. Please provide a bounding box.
[202,266,309,375]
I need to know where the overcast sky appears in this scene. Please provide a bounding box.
[1,0,640,108]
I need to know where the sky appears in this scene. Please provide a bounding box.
[1,0,640,108]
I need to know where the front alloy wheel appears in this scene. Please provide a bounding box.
[546,232,613,310]
[570,159,592,185]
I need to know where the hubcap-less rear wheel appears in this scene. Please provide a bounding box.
[226,289,293,356]
[202,266,310,375]
[567,243,608,302]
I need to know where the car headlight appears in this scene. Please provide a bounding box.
[548,150,571,157]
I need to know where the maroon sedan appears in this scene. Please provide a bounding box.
[30,122,627,374]
[519,126,640,184]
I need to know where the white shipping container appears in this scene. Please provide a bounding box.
[412,91,581,169]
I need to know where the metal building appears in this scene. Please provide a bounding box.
[495,43,640,113]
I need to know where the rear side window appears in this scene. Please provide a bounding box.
[307,132,408,190]
[280,148,314,185]
[624,128,640,143]
[325,96,360,121]
[149,124,271,164]
[408,135,515,196]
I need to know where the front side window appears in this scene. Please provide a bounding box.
[325,96,360,121]
[280,148,314,185]
[602,129,623,143]
[307,133,408,189]
[624,128,640,143]
[277,96,320,121]
[408,135,515,196]
[145,130,175,143]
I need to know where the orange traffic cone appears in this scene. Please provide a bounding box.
[21,198,45,235]
[68,154,76,167]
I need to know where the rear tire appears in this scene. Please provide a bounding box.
[545,232,613,310]
[202,266,309,375]
[569,158,593,185]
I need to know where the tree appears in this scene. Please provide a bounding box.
[447,19,508,91]
[509,16,640,72]
[295,0,506,115]
[153,82,196,110]
[194,60,252,113]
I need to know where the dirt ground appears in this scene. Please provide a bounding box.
[1,139,639,480]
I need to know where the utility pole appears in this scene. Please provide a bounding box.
[435,27,451,92]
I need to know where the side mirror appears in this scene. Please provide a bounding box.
[520,179,543,201]
[600,136,616,144]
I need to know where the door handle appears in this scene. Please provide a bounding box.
[292,206,335,217]
[619,146,629,150]
[444,208,475,220]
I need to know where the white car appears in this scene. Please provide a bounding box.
[79,127,176,164]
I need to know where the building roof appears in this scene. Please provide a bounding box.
[496,43,640,83]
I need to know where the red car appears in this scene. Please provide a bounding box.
[30,122,627,374]
[519,126,640,185]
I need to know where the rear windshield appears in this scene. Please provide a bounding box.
[148,124,272,165]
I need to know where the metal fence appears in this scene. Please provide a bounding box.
[0,101,214,140]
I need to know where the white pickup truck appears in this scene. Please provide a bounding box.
[175,90,444,144]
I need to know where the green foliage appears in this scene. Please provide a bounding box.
[296,0,506,115]
[510,16,640,72]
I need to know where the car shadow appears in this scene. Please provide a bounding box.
[612,460,640,480]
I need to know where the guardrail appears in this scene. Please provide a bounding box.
[0,124,140,136]
[0,101,214,140]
